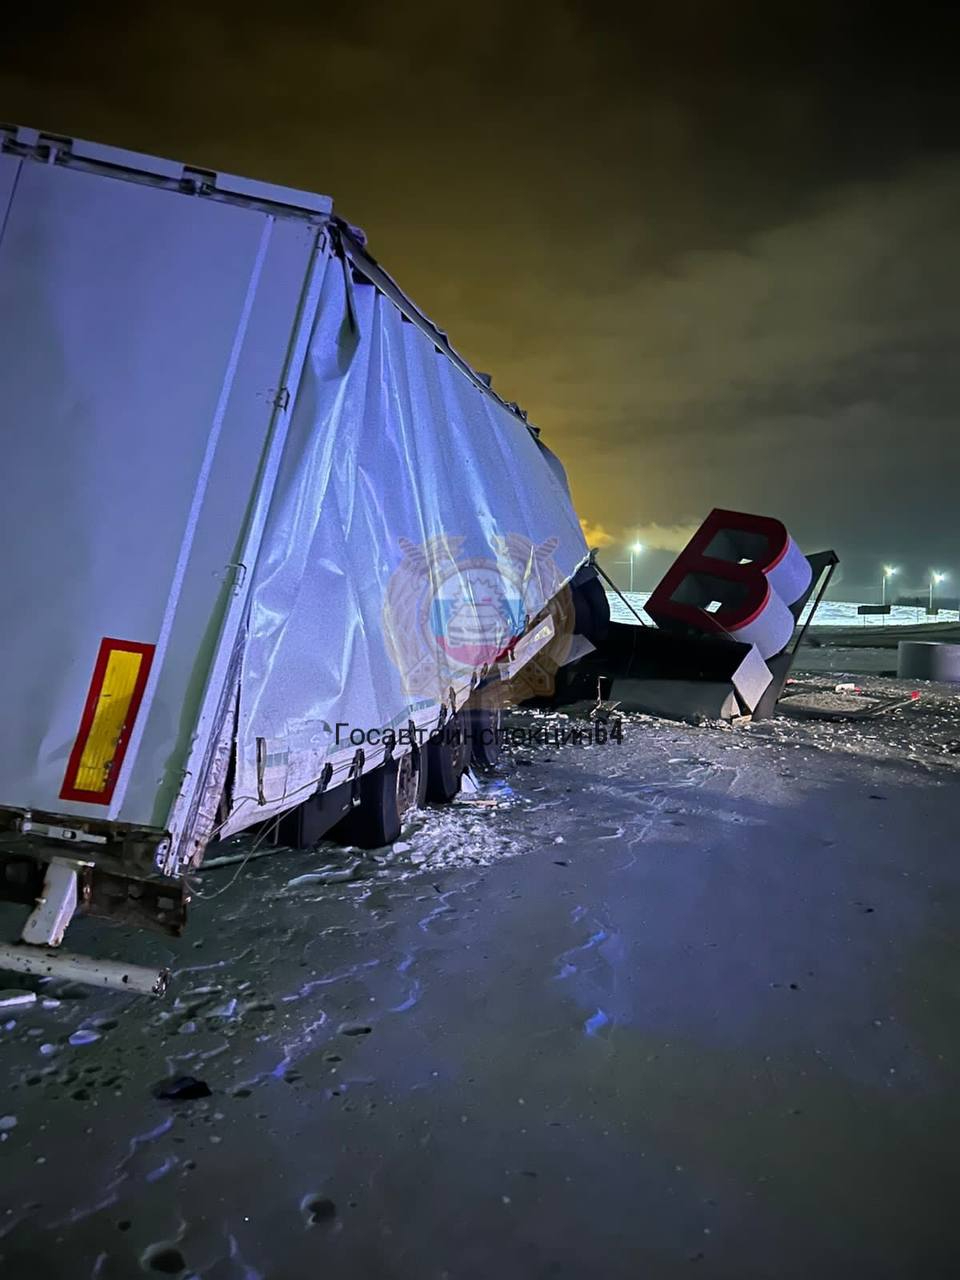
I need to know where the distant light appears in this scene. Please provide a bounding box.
[933,571,947,583]
[883,565,897,577]
[630,542,644,555]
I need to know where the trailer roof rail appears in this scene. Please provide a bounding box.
[0,125,534,434]
[0,125,333,220]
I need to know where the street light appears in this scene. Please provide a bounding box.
[629,542,644,594]
[881,565,897,607]
[930,571,946,613]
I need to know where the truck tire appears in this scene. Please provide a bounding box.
[571,573,610,646]
[466,705,502,769]
[425,713,469,802]
[333,747,425,848]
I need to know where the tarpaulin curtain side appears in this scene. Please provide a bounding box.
[223,244,588,835]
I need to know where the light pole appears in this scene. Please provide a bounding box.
[629,542,644,594]
[929,571,946,613]
[881,565,897,607]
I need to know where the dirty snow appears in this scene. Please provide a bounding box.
[0,672,958,1278]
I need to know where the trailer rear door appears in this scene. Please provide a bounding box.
[0,154,321,829]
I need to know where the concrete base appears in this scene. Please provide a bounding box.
[614,678,739,721]
[897,640,960,682]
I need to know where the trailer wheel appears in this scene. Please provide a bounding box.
[466,705,502,769]
[425,713,469,802]
[333,748,424,848]
[571,573,611,646]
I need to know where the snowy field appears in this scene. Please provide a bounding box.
[608,590,959,628]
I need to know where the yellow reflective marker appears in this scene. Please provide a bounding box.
[60,638,155,804]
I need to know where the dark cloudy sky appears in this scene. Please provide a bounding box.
[3,2,958,595]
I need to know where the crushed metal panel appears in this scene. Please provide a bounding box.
[730,645,773,712]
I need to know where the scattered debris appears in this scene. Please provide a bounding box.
[200,844,297,871]
[286,858,365,888]
[68,1028,102,1046]
[779,687,921,721]
[301,1194,337,1226]
[140,1242,187,1274]
[0,989,36,1010]
[590,699,622,725]
[151,1075,212,1102]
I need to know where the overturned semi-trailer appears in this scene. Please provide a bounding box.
[0,127,605,991]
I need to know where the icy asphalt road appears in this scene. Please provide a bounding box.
[1,679,959,1280]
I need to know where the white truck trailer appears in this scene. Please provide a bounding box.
[0,126,601,992]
